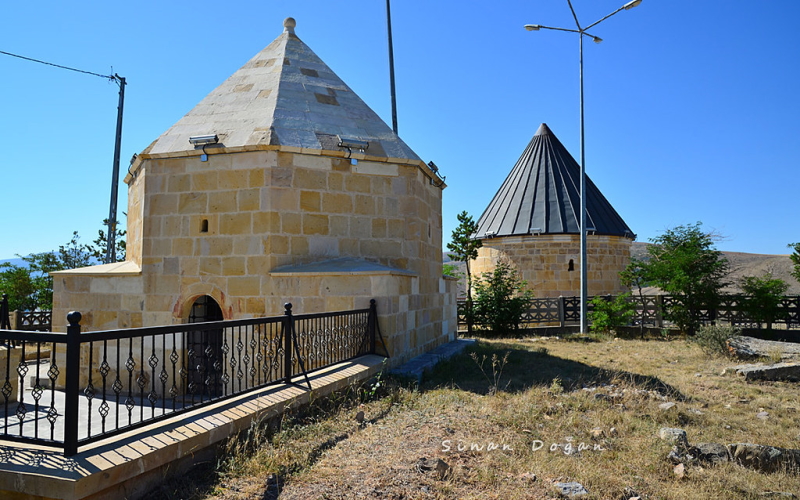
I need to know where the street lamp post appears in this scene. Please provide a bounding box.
[525,0,641,333]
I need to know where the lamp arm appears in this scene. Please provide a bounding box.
[584,5,627,31]
[566,0,583,31]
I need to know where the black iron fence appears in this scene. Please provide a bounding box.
[0,294,52,332]
[0,301,383,456]
[458,295,800,331]
[0,295,9,331]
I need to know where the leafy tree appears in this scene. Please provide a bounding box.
[0,232,95,311]
[0,264,38,311]
[446,211,482,333]
[91,216,127,263]
[54,231,93,270]
[790,242,800,284]
[639,222,729,335]
[442,263,462,279]
[472,261,533,335]
[589,293,636,335]
[740,273,790,329]
[620,258,648,337]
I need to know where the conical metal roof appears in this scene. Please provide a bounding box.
[147,18,420,161]
[474,123,633,238]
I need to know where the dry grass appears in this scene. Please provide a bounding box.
[158,335,800,499]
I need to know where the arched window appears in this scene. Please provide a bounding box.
[568,259,575,272]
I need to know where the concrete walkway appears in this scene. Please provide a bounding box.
[0,354,385,500]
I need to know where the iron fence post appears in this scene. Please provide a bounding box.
[369,299,377,354]
[558,296,566,327]
[283,303,293,383]
[0,294,9,330]
[64,311,82,456]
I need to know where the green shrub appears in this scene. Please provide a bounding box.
[588,293,636,335]
[692,324,740,357]
[472,262,533,335]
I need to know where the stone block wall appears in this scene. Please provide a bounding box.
[472,234,632,298]
[51,149,456,377]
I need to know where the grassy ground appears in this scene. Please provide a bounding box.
[155,333,800,499]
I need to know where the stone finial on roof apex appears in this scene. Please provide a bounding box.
[284,17,296,33]
[534,123,552,136]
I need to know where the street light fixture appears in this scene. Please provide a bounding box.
[524,0,642,333]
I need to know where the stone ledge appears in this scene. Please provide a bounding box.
[391,338,475,382]
[0,354,386,500]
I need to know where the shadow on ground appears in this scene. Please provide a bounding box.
[420,339,687,401]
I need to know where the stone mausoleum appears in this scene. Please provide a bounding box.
[472,123,634,297]
[52,18,457,369]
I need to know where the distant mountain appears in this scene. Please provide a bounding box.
[442,244,800,295]
[630,242,798,294]
[0,258,25,267]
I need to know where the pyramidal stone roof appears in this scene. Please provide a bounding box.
[146,18,420,162]
[474,123,633,239]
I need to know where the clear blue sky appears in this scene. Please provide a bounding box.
[1,0,798,259]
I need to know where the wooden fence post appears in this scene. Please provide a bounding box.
[655,295,664,328]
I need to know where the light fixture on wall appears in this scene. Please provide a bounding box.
[337,136,369,164]
[427,161,446,188]
[189,134,219,161]
[189,135,219,146]
[484,231,497,239]
[530,227,542,236]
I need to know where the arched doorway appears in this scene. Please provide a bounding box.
[187,296,224,399]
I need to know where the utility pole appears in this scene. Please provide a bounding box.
[106,74,126,264]
[386,0,398,134]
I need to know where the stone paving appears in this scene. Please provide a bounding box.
[0,354,385,500]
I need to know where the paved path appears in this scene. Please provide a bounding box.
[0,355,385,500]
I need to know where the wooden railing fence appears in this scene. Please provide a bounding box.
[457,294,800,331]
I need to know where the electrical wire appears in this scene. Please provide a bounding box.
[0,49,114,80]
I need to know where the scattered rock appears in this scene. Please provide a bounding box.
[659,402,677,411]
[621,486,641,500]
[658,427,689,450]
[728,443,800,473]
[416,457,452,479]
[729,363,800,382]
[609,427,619,437]
[727,336,800,361]
[519,472,537,482]
[435,458,451,479]
[590,427,605,439]
[673,463,685,479]
[756,411,770,420]
[667,447,684,464]
[355,410,365,424]
[689,443,731,464]
[758,492,798,498]
[554,481,589,497]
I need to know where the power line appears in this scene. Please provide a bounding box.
[0,49,114,80]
